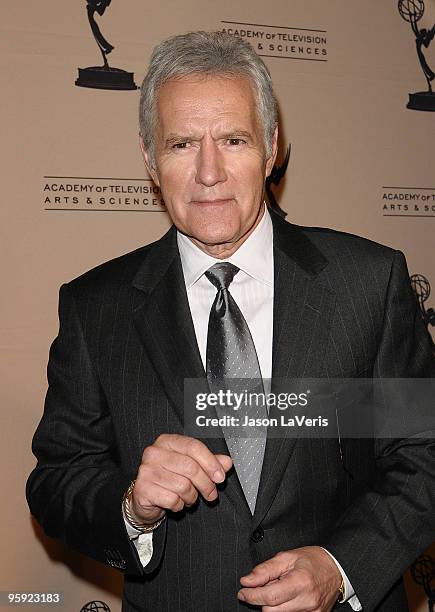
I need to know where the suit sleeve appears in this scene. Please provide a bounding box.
[321,250,435,611]
[26,282,167,576]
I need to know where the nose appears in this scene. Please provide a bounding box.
[195,139,227,186]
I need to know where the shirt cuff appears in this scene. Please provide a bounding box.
[123,510,154,566]
[321,548,362,610]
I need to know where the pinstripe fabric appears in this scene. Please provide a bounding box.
[27,211,435,612]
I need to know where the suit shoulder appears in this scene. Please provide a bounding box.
[298,224,399,265]
[63,232,168,296]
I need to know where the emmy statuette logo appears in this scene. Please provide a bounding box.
[265,145,291,218]
[411,555,435,612]
[76,0,138,90]
[410,273,435,350]
[398,0,435,110]
[80,601,111,612]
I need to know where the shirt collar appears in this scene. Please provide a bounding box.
[177,205,274,288]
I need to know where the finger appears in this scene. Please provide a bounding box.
[262,603,301,612]
[260,571,324,612]
[134,481,186,514]
[215,453,233,473]
[140,465,201,506]
[261,591,313,612]
[140,447,218,501]
[261,589,323,612]
[154,434,230,483]
[240,553,293,587]
[238,579,298,608]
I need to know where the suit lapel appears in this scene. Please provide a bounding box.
[253,213,336,526]
[132,226,204,425]
[132,226,253,521]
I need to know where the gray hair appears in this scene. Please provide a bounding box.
[139,30,278,165]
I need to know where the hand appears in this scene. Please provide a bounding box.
[238,546,342,611]
[130,434,232,525]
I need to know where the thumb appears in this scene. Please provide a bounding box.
[240,556,285,587]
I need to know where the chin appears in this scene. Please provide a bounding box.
[193,231,237,247]
[187,218,240,245]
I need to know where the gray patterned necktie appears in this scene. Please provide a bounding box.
[205,262,267,513]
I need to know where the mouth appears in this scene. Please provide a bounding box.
[190,198,234,206]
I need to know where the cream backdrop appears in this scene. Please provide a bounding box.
[1,1,434,610]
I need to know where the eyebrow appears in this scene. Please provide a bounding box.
[164,130,254,147]
[221,130,253,140]
[164,134,192,147]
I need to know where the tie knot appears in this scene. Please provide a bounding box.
[205,262,239,291]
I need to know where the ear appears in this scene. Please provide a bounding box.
[139,136,160,187]
[265,125,279,177]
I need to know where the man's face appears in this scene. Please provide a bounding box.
[141,74,278,257]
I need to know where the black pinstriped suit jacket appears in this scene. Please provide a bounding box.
[27,210,435,611]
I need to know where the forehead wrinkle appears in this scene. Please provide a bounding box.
[155,74,262,147]
[161,102,258,137]
[165,98,241,124]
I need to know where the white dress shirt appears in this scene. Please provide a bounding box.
[124,206,361,610]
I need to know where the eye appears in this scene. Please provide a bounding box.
[173,142,189,149]
[227,138,246,146]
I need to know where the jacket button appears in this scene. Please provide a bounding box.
[251,527,264,543]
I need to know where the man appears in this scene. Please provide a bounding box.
[27,31,435,611]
